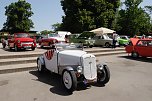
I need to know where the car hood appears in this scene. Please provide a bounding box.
[58,50,87,66]
[59,50,87,57]
[49,37,65,42]
[15,38,34,42]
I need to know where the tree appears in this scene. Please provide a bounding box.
[60,0,120,33]
[3,0,34,34]
[40,30,53,35]
[52,23,62,31]
[116,0,152,36]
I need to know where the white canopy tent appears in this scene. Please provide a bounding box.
[90,27,116,35]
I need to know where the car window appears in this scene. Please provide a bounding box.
[93,36,100,39]
[103,35,110,39]
[121,36,126,39]
[137,40,150,46]
[147,40,152,46]
[15,33,29,38]
[49,34,60,37]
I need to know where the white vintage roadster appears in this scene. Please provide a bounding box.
[37,43,110,92]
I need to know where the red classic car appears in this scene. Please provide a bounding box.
[125,38,152,58]
[39,34,66,48]
[6,33,36,51]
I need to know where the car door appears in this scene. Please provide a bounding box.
[125,42,134,53]
[135,40,152,57]
[93,36,102,45]
[44,49,58,73]
[101,35,111,46]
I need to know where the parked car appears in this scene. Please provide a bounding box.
[39,33,66,48]
[69,32,95,48]
[125,38,152,58]
[4,33,36,51]
[30,35,42,43]
[92,34,118,47]
[117,35,130,46]
[37,43,110,92]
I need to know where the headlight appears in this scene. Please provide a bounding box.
[53,39,57,43]
[17,40,20,43]
[77,66,83,73]
[97,64,104,70]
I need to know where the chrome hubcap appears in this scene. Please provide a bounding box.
[63,71,72,89]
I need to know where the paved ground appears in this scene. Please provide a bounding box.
[0,43,124,55]
[0,54,151,101]
[0,43,46,55]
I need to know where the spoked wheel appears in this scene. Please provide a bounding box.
[97,65,110,85]
[37,59,45,73]
[131,52,139,58]
[62,70,77,92]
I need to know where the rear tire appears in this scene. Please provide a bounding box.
[131,52,139,58]
[62,70,77,92]
[89,45,93,48]
[2,44,6,48]
[37,59,45,73]
[40,44,44,48]
[105,42,110,48]
[32,47,35,51]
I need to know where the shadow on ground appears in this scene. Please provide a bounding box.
[29,70,105,95]
[29,71,72,96]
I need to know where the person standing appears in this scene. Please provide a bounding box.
[112,32,117,49]
[65,34,69,43]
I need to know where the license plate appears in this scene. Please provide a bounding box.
[24,46,31,48]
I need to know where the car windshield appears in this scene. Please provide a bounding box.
[137,40,152,46]
[49,34,60,37]
[55,43,82,51]
[15,33,29,38]
[120,36,129,40]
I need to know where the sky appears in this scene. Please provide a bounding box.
[0,0,152,32]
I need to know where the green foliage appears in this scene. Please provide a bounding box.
[60,0,120,33]
[40,30,53,35]
[2,0,34,34]
[115,0,152,36]
[52,23,62,31]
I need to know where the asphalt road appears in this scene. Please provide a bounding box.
[0,43,124,55]
[0,54,152,101]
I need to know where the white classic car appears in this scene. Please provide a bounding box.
[37,43,110,92]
